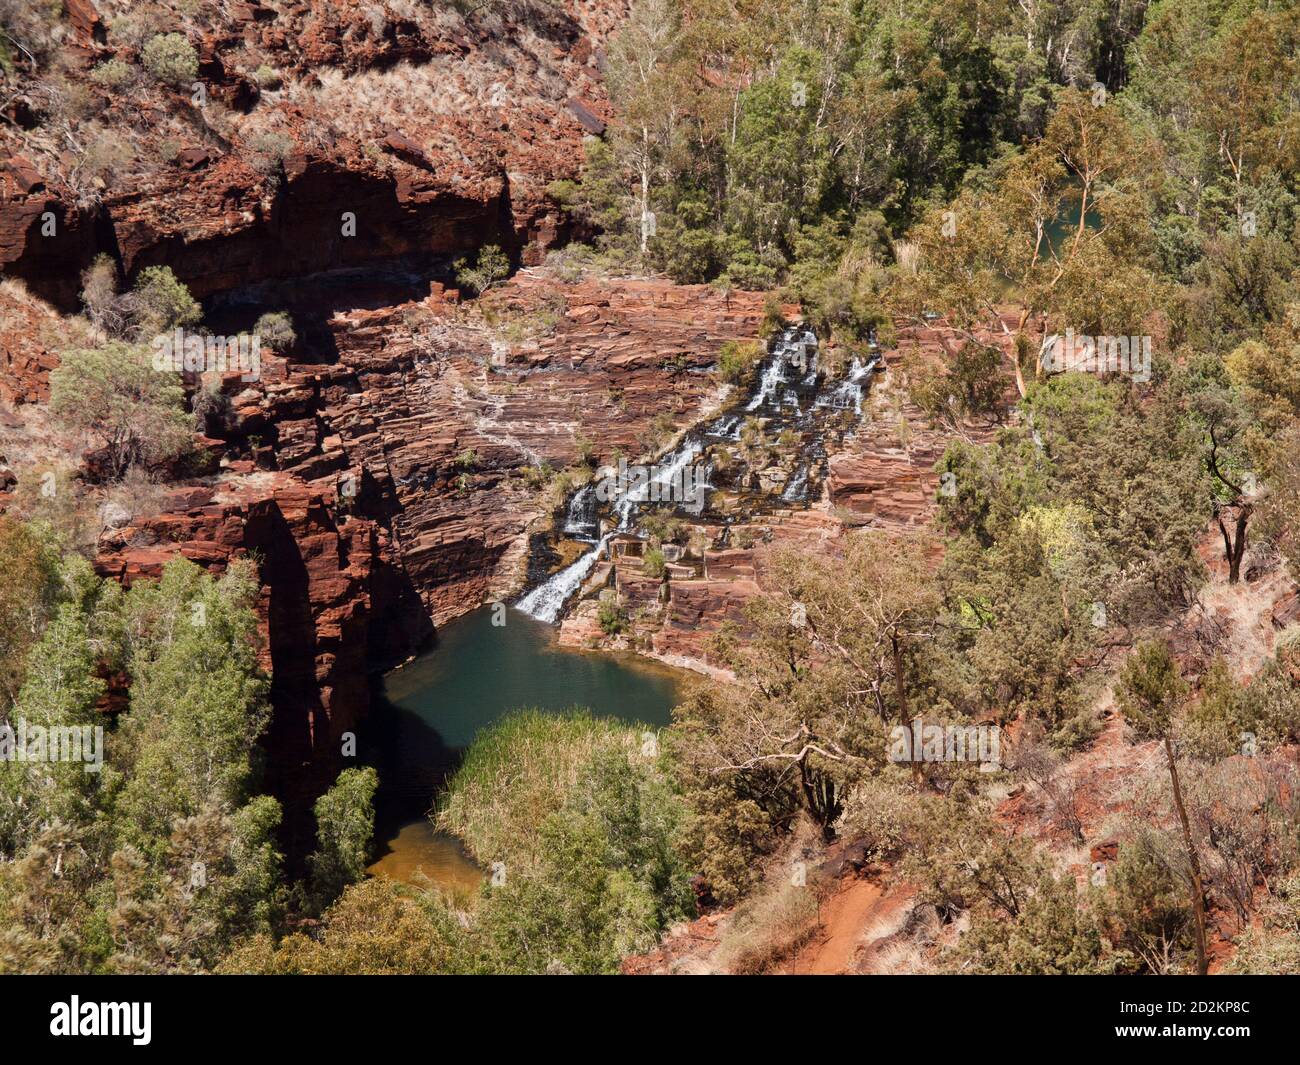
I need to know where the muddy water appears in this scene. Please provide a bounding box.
[366,605,683,890]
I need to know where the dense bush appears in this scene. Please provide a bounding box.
[0,542,288,974]
[254,311,296,353]
[89,59,135,90]
[130,266,201,337]
[49,342,192,480]
[716,339,763,385]
[436,710,692,973]
[307,768,379,911]
[141,33,198,87]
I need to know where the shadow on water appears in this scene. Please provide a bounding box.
[365,605,684,890]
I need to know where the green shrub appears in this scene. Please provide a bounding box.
[643,547,666,578]
[0,517,62,701]
[598,595,629,635]
[306,767,379,911]
[455,244,510,296]
[1227,874,1300,974]
[141,33,198,87]
[89,58,135,90]
[253,64,281,90]
[640,508,683,545]
[107,10,163,50]
[254,311,295,352]
[946,871,1116,974]
[0,0,63,71]
[716,339,763,385]
[573,433,596,466]
[466,733,693,973]
[131,266,201,336]
[49,341,192,479]
[250,132,294,172]
[220,878,468,975]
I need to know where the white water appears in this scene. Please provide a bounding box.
[782,465,809,501]
[562,484,596,536]
[747,347,789,410]
[518,325,825,624]
[709,414,741,438]
[519,440,704,621]
[632,441,701,504]
[746,360,784,410]
[817,356,875,415]
[747,327,819,411]
[515,534,613,623]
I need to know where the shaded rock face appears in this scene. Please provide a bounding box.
[0,168,101,309]
[0,0,624,306]
[94,474,429,856]
[212,272,773,624]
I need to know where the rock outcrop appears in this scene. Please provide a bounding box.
[827,313,1019,529]
[94,472,427,854]
[1,0,626,306]
[211,271,773,624]
[554,315,1021,677]
[0,283,64,405]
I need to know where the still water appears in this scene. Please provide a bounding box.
[366,606,683,890]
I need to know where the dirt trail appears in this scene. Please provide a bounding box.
[798,879,884,974]
[784,877,919,975]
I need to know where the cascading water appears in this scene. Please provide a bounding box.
[518,438,706,621]
[746,326,815,412]
[817,355,877,415]
[562,484,598,537]
[515,533,614,623]
[781,465,809,502]
[516,323,874,623]
[746,355,789,411]
[708,414,741,439]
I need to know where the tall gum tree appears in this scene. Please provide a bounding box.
[894,88,1164,396]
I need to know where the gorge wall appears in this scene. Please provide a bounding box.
[1,0,625,307]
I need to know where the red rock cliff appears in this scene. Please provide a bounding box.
[1,0,625,306]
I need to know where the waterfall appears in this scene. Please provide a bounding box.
[782,465,809,502]
[709,414,741,438]
[519,439,704,622]
[612,439,704,527]
[635,440,700,500]
[747,346,789,410]
[516,534,612,622]
[817,355,876,415]
[519,323,839,625]
[748,326,819,411]
[562,484,597,537]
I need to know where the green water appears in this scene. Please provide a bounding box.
[1045,199,1103,255]
[367,606,684,889]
